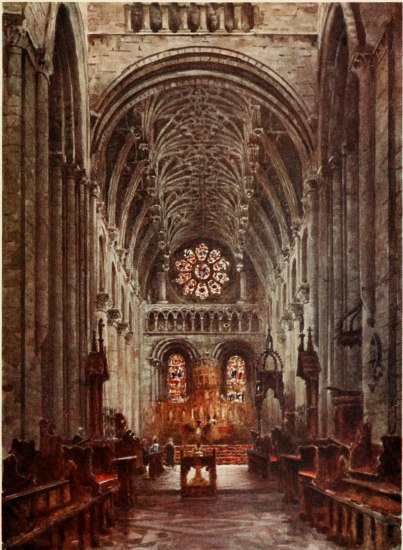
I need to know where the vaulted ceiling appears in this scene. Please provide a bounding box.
[91,49,314,297]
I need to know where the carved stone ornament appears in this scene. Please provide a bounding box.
[296,283,310,304]
[96,292,111,310]
[280,311,294,332]
[107,308,122,324]
[3,15,28,48]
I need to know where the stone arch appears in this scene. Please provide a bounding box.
[151,338,201,365]
[44,3,89,167]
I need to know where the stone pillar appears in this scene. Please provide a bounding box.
[142,4,151,31]
[124,4,133,32]
[3,21,26,445]
[117,322,128,415]
[160,4,169,31]
[88,183,99,337]
[329,154,344,388]
[218,5,226,31]
[49,152,66,433]
[106,319,119,410]
[238,271,247,303]
[199,5,207,31]
[303,178,319,343]
[65,163,80,435]
[343,143,362,389]
[156,271,168,303]
[234,5,242,30]
[352,51,376,326]
[180,4,189,31]
[317,165,331,435]
[35,64,50,365]
[125,331,134,427]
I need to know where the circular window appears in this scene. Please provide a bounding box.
[174,243,230,300]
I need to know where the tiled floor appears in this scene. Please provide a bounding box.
[100,466,339,549]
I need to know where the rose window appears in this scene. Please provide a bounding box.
[174,243,230,300]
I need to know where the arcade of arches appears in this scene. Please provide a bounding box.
[2,2,402,548]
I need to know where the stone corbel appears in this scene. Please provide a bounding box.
[36,48,53,81]
[108,227,119,246]
[117,321,129,335]
[107,308,122,325]
[96,200,105,215]
[296,283,310,304]
[125,331,134,344]
[96,292,111,311]
[280,311,294,332]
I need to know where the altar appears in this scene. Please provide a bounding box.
[146,356,256,445]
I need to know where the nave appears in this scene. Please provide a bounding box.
[99,466,338,550]
[2,2,401,549]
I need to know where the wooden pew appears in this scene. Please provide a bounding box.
[148,451,165,479]
[298,434,401,549]
[2,420,119,549]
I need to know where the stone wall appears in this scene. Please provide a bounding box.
[86,2,318,114]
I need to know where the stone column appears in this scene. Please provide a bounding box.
[88,183,99,336]
[343,142,362,389]
[180,4,189,31]
[124,4,133,32]
[65,163,80,434]
[35,62,50,365]
[142,4,151,31]
[117,322,128,415]
[160,4,169,31]
[218,5,226,31]
[303,178,319,342]
[234,5,242,30]
[3,20,26,445]
[238,271,247,303]
[317,165,331,435]
[156,271,168,303]
[49,152,66,432]
[352,51,376,326]
[199,5,207,31]
[329,154,344,388]
[125,331,134,427]
[106,318,119,411]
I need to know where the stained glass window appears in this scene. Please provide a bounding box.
[226,355,246,402]
[167,353,187,402]
[174,243,230,300]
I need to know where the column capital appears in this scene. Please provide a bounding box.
[108,226,119,245]
[125,330,134,343]
[107,308,121,325]
[117,321,128,335]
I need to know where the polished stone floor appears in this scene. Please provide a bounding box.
[100,466,339,549]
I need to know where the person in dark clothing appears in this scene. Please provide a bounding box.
[165,438,175,468]
[72,427,86,445]
[142,439,149,467]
